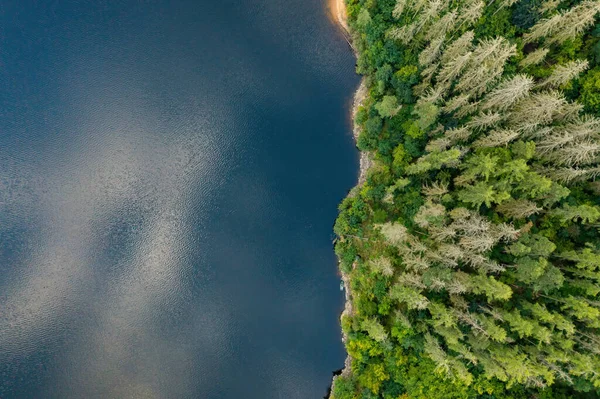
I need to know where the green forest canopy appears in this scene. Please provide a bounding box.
[331,0,600,398]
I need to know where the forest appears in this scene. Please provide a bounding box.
[331,0,600,397]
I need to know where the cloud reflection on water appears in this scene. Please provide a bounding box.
[0,73,231,395]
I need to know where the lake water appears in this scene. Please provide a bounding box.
[0,0,358,397]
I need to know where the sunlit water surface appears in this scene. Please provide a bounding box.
[0,0,358,397]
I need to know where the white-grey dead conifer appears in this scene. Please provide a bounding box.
[497,199,542,219]
[455,101,481,118]
[557,101,584,122]
[473,129,520,148]
[421,85,447,104]
[455,38,516,97]
[539,0,561,14]
[444,126,473,142]
[468,112,504,131]
[370,257,395,276]
[480,74,534,111]
[441,31,474,64]
[546,140,600,167]
[393,0,408,18]
[437,52,472,86]
[519,48,549,68]
[419,36,445,66]
[457,0,484,29]
[552,1,600,44]
[398,273,427,288]
[509,91,567,133]
[387,23,418,44]
[423,181,449,197]
[442,94,471,114]
[524,13,563,43]
[420,0,445,26]
[426,137,453,152]
[378,222,409,245]
[548,166,600,183]
[425,11,457,41]
[539,60,589,88]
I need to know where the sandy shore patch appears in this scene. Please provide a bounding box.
[327,0,350,35]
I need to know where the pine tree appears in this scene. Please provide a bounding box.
[460,153,500,182]
[393,0,407,18]
[424,333,453,375]
[419,36,445,66]
[473,129,520,147]
[369,256,395,276]
[441,31,474,64]
[454,38,516,97]
[390,283,430,309]
[525,1,600,44]
[425,11,457,41]
[378,222,408,245]
[539,60,589,88]
[362,318,389,342]
[508,91,567,132]
[467,111,503,131]
[538,0,561,14]
[442,94,471,114]
[494,0,520,15]
[524,12,563,43]
[543,166,600,183]
[472,274,513,300]
[458,182,508,208]
[480,74,534,111]
[552,1,600,44]
[457,0,485,28]
[387,23,418,44]
[496,199,542,219]
[545,140,600,166]
[519,48,549,68]
[551,204,600,223]
[561,296,600,325]
[559,247,600,271]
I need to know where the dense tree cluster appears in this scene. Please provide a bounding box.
[332,0,600,397]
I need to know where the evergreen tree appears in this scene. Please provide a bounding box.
[539,60,589,88]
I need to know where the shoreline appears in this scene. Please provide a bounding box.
[328,0,371,394]
[327,0,352,47]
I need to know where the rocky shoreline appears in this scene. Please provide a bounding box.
[328,0,372,394]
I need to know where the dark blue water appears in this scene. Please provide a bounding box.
[0,0,358,397]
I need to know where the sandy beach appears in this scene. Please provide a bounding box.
[327,0,350,35]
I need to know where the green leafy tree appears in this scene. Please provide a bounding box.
[375,95,401,118]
